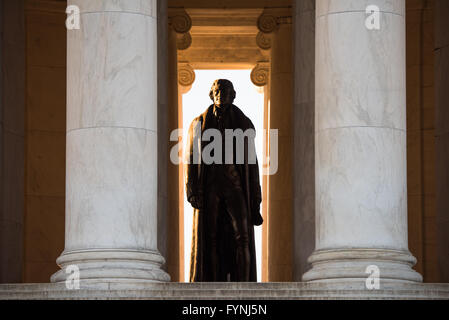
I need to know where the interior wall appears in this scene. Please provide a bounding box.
[406,0,439,283]
[435,0,449,283]
[23,0,66,283]
[0,0,26,284]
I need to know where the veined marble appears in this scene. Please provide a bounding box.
[315,10,406,131]
[68,0,157,17]
[65,128,157,250]
[303,0,421,283]
[67,11,158,132]
[316,0,405,17]
[52,0,168,283]
[315,127,407,250]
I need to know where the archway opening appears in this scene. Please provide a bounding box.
[181,69,265,282]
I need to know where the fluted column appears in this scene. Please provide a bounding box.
[303,0,422,283]
[51,0,169,283]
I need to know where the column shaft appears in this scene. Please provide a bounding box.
[157,0,169,278]
[268,17,293,281]
[303,0,422,282]
[52,0,169,283]
[293,0,316,281]
[165,22,182,281]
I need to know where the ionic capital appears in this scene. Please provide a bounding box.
[256,31,272,50]
[178,63,196,94]
[257,11,292,34]
[168,9,192,34]
[177,32,192,51]
[257,13,278,33]
[251,62,270,87]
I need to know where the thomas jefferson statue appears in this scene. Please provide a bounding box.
[185,79,263,282]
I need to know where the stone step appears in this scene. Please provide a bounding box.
[0,282,448,300]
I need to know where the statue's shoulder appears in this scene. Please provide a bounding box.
[189,105,213,128]
[200,105,213,121]
[231,104,255,130]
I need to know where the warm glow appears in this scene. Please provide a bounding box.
[182,70,264,282]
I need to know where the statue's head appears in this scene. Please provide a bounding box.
[209,79,236,107]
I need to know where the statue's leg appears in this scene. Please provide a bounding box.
[223,186,250,282]
[205,185,221,281]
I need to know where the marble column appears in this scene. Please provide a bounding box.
[157,0,173,281]
[258,10,294,281]
[51,0,170,283]
[435,0,449,283]
[303,0,422,283]
[293,0,315,282]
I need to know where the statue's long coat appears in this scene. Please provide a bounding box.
[185,104,263,282]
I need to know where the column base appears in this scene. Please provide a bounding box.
[302,249,423,283]
[51,249,171,283]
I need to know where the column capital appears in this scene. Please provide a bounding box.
[256,32,272,50]
[177,32,192,51]
[168,8,193,50]
[256,9,292,50]
[178,62,196,94]
[257,13,278,33]
[168,8,192,34]
[257,9,292,34]
[251,62,270,87]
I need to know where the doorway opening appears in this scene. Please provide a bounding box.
[181,69,265,282]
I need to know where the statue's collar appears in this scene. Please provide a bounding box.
[213,104,231,118]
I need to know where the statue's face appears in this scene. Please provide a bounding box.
[212,84,232,108]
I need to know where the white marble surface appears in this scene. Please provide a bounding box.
[69,0,157,17]
[316,0,405,17]
[53,0,168,283]
[315,128,408,250]
[67,12,157,132]
[304,0,420,283]
[65,128,157,250]
[315,11,406,131]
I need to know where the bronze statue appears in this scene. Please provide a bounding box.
[185,79,263,282]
